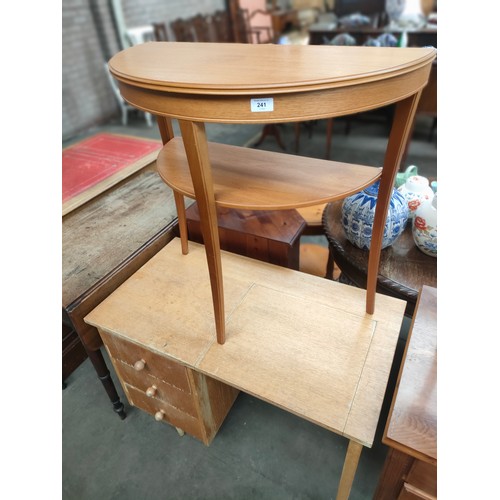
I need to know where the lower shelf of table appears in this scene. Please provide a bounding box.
[85,237,406,447]
[156,137,382,210]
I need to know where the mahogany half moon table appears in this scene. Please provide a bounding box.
[322,201,437,317]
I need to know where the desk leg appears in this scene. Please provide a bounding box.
[86,347,126,420]
[336,440,363,500]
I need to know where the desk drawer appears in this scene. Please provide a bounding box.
[115,360,197,417]
[126,385,205,442]
[100,330,191,392]
[403,460,437,498]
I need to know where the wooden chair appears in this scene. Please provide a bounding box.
[212,10,233,43]
[171,18,196,42]
[191,14,214,42]
[152,22,169,41]
[228,0,276,44]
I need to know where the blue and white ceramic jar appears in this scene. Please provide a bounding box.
[342,181,409,250]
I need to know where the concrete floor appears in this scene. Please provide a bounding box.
[62,110,436,499]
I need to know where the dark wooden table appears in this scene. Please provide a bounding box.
[62,163,179,418]
[322,201,436,317]
[374,285,437,499]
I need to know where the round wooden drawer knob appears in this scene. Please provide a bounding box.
[133,359,146,371]
[146,385,157,397]
[154,410,165,422]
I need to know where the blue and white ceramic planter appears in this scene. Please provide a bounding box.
[341,181,409,250]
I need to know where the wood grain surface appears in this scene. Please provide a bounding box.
[157,137,382,210]
[62,164,177,307]
[85,238,406,447]
[384,285,437,463]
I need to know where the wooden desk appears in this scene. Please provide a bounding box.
[323,201,437,317]
[374,285,437,499]
[62,163,179,417]
[85,238,406,498]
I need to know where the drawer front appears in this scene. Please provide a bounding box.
[398,482,436,500]
[115,360,198,417]
[126,385,205,443]
[100,330,191,392]
[404,460,437,497]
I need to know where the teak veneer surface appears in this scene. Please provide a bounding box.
[85,238,406,447]
[157,138,382,210]
[109,43,436,94]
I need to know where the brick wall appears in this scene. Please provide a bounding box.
[62,0,225,141]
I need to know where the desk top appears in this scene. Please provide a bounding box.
[85,238,406,447]
[383,285,437,463]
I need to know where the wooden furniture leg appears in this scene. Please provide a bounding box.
[325,117,334,160]
[157,115,190,254]
[253,124,286,150]
[86,346,126,419]
[366,92,422,314]
[174,191,189,255]
[178,119,226,344]
[336,440,363,500]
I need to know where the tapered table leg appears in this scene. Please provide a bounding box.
[157,115,189,254]
[366,91,422,314]
[178,119,225,344]
[336,440,363,500]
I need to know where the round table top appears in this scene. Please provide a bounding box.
[322,201,437,316]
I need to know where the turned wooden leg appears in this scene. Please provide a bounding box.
[86,347,126,420]
[336,440,363,500]
[366,92,422,314]
[178,119,225,344]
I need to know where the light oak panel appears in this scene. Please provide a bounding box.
[86,239,406,447]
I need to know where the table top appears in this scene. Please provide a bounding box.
[109,42,436,96]
[85,238,406,447]
[383,285,437,464]
[62,164,178,308]
[323,201,437,315]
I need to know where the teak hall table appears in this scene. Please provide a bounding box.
[88,42,436,499]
